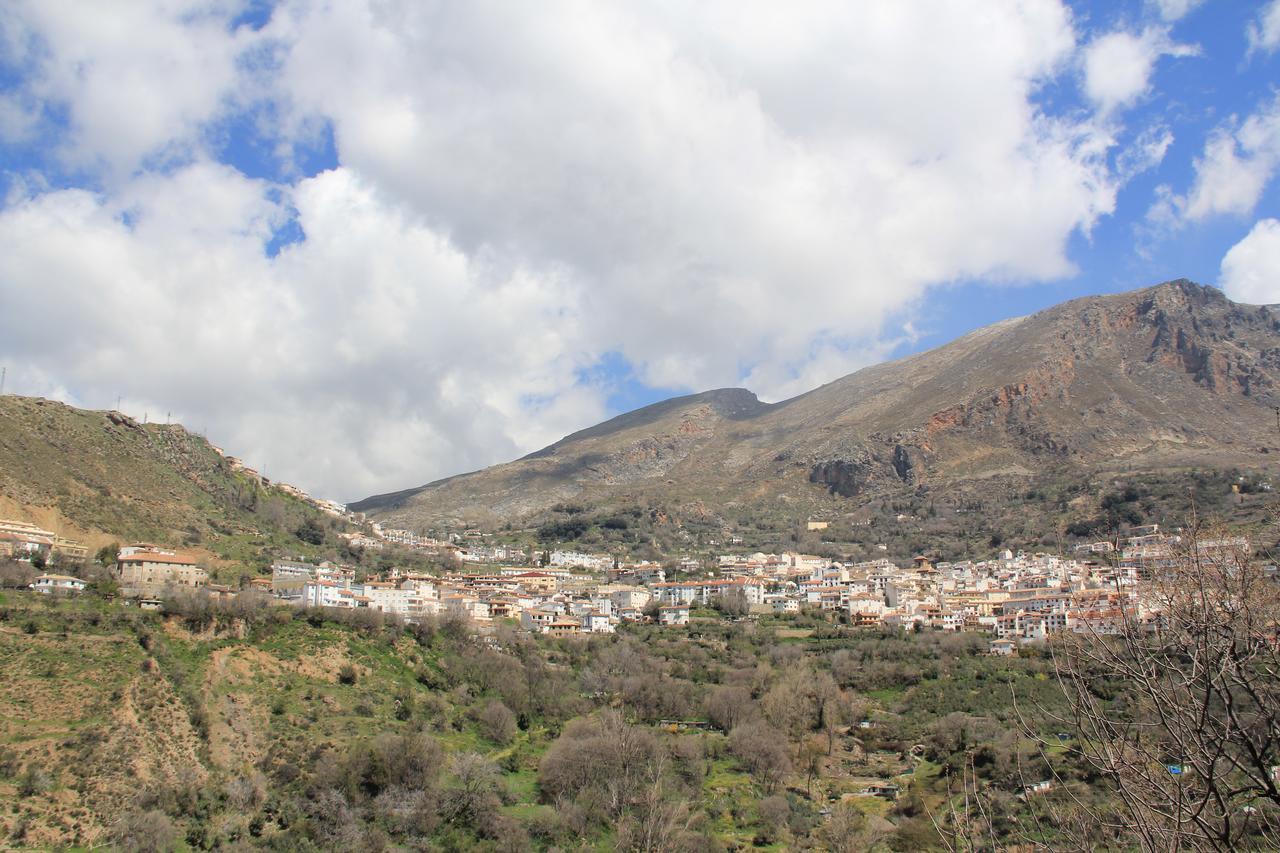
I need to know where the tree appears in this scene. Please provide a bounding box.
[96,542,121,567]
[1041,521,1280,850]
[728,721,792,793]
[757,794,791,842]
[715,587,750,617]
[705,684,755,732]
[540,712,662,815]
[296,517,326,545]
[110,809,178,853]
[0,560,35,589]
[442,752,502,829]
[478,700,517,745]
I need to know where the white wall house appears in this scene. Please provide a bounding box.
[31,574,87,594]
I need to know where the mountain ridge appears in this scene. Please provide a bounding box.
[357,279,1280,536]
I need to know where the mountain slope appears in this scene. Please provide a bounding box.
[0,396,338,556]
[353,280,1280,533]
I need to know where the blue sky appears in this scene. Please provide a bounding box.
[1,0,1279,500]
[897,0,1280,372]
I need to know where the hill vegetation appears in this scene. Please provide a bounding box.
[0,586,1145,851]
[0,396,357,577]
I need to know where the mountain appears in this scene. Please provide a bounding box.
[0,395,340,562]
[354,280,1280,546]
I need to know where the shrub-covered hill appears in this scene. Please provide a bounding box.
[0,590,1134,851]
[0,395,346,568]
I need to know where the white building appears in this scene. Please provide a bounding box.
[30,574,87,594]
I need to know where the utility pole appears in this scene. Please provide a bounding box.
[1,366,6,396]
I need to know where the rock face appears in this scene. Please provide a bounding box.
[353,280,1280,529]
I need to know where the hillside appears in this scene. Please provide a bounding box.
[0,589,1111,850]
[0,396,344,567]
[353,280,1280,545]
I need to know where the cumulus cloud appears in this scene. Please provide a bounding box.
[1248,0,1280,56]
[1,0,265,180]
[1183,94,1280,221]
[0,163,608,499]
[270,1,1114,391]
[0,1,1129,499]
[1082,27,1197,115]
[1220,219,1280,304]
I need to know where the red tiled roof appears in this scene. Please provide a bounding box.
[118,550,199,566]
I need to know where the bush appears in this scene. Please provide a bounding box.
[295,518,326,545]
[17,765,52,796]
[315,732,445,801]
[337,663,358,685]
[0,748,20,778]
[478,700,517,744]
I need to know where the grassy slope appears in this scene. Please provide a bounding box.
[0,395,345,574]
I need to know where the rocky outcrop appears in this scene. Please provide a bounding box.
[810,452,877,498]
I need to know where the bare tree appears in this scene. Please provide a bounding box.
[618,754,696,853]
[478,699,517,744]
[109,809,179,853]
[728,721,792,793]
[1039,521,1280,851]
[704,684,755,732]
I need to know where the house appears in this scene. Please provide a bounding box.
[658,604,690,626]
[989,638,1017,656]
[547,618,582,637]
[520,605,561,633]
[861,783,900,800]
[30,574,87,594]
[272,560,320,599]
[581,611,614,633]
[513,571,558,593]
[1021,780,1053,798]
[609,587,651,611]
[117,547,208,596]
[0,523,54,561]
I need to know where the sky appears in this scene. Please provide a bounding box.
[1,0,1279,503]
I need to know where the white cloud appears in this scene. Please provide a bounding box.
[1117,124,1174,179]
[1183,94,1280,221]
[2,0,264,179]
[1248,0,1280,56]
[1220,219,1280,304]
[270,1,1113,392]
[1082,27,1197,115]
[1153,0,1204,22]
[0,1,1131,499]
[0,165,606,500]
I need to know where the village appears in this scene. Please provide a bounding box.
[1,512,1236,654]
